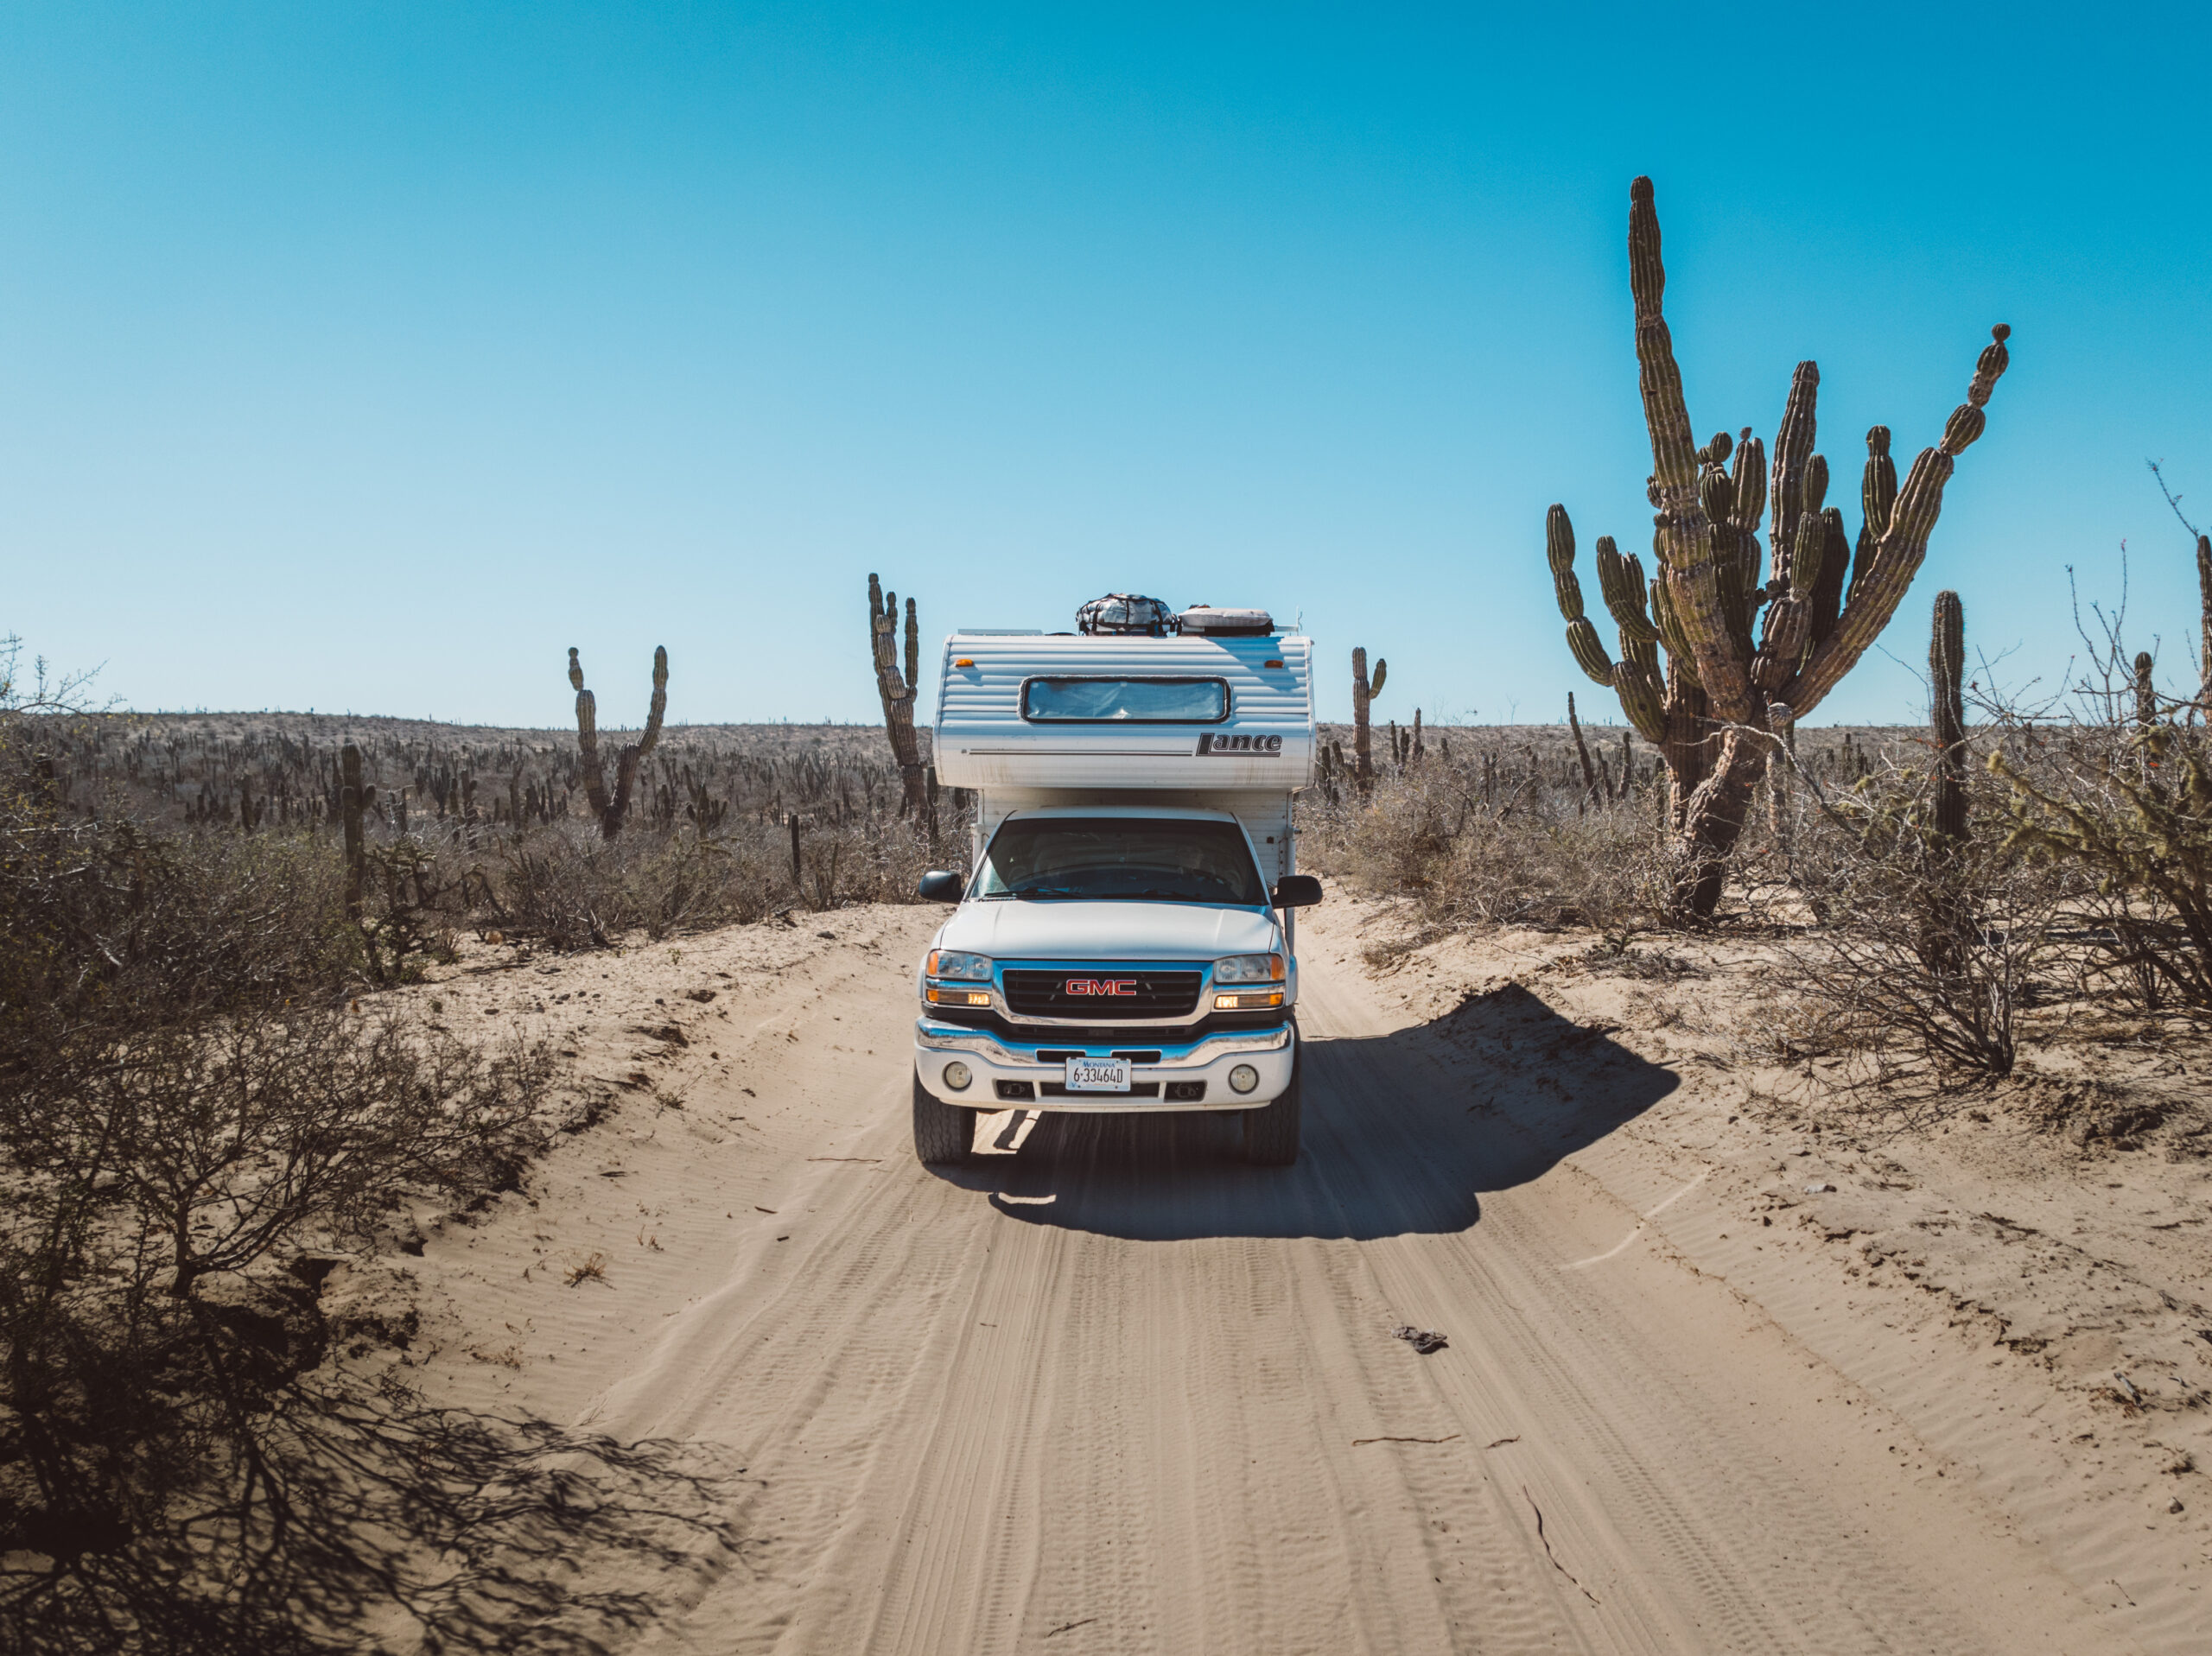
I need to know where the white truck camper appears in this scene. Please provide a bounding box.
[909,597,1323,1167]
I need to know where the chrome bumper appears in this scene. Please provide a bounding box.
[913,1016,1295,1112]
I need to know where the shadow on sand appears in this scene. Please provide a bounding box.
[931,983,1677,1243]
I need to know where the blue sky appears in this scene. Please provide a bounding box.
[3,3,2208,730]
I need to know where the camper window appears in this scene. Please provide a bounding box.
[972,817,1268,906]
[1020,676,1229,724]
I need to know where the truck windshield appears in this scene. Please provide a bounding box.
[973,818,1268,905]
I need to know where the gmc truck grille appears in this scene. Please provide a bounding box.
[1001,968,1203,1020]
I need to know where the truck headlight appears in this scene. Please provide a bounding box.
[1213,953,1285,984]
[926,950,993,981]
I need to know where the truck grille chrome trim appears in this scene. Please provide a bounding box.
[916,1018,1289,1068]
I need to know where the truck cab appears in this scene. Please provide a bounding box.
[910,606,1320,1166]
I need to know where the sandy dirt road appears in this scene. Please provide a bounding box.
[384,903,2191,1653]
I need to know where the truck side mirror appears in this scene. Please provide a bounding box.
[916,870,964,904]
[1272,875,1323,909]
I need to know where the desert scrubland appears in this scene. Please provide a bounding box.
[4,693,2209,1653]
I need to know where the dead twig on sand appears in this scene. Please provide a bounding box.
[1043,1617,1098,1639]
[1523,1485,1599,1606]
[1351,1434,1462,1446]
[1486,1435,1522,1449]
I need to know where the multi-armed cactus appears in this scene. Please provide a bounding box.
[868,574,931,820]
[1930,591,1968,846]
[1548,175,2011,915]
[1351,648,1387,795]
[569,644,667,841]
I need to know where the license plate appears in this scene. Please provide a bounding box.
[1064,1056,1132,1093]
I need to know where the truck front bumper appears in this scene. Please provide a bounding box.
[913,1017,1296,1112]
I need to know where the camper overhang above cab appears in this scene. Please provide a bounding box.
[932,629,1316,792]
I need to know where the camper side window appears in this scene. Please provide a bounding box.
[1020,676,1229,724]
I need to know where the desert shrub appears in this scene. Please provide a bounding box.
[1300,745,1667,933]
[1994,721,2212,1011]
[490,810,956,948]
[0,727,710,1649]
[1764,750,2073,1090]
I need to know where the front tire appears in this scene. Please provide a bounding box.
[913,1070,973,1165]
[1241,1050,1302,1167]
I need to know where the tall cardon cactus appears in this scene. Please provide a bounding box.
[569,644,667,840]
[868,574,932,820]
[1351,648,1386,796]
[1547,175,2012,915]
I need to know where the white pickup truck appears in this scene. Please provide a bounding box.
[908,604,1321,1167]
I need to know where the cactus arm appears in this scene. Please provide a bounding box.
[569,647,611,821]
[1788,510,1827,594]
[1628,179,1702,522]
[1546,504,1587,621]
[1648,575,1699,688]
[1628,177,1751,722]
[1595,537,1661,643]
[1370,659,1387,700]
[904,597,920,701]
[1611,659,1667,743]
[1766,363,1821,587]
[1806,507,1850,646]
[1549,504,1618,684]
[1731,430,1767,548]
[1781,326,2011,719]
[1847,426,1898,605]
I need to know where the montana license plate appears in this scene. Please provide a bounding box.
[1064,1056,1132,1093]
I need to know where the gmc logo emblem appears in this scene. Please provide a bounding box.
[1064,979,1138,997]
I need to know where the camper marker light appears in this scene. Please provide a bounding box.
[927,950,993,980]
[955,657,975,667]
[1228,1064,1260,1094]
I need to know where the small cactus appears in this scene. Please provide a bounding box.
[869,575,932,821]
[340,742,366,918]
[1351,648,1387,794]
[2196,533,2212,719]
[1931,591,1967,845]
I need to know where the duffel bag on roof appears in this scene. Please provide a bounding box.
[1076,593,1177,636]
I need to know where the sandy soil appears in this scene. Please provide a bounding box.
[340,893,2212,1653]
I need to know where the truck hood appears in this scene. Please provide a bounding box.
[936,900,1281,962]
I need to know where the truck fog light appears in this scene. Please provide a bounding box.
[1229,1064,1260,1094]
[942,1061,973,1092]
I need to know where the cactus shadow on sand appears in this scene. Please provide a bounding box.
[947,984,1678,1243]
